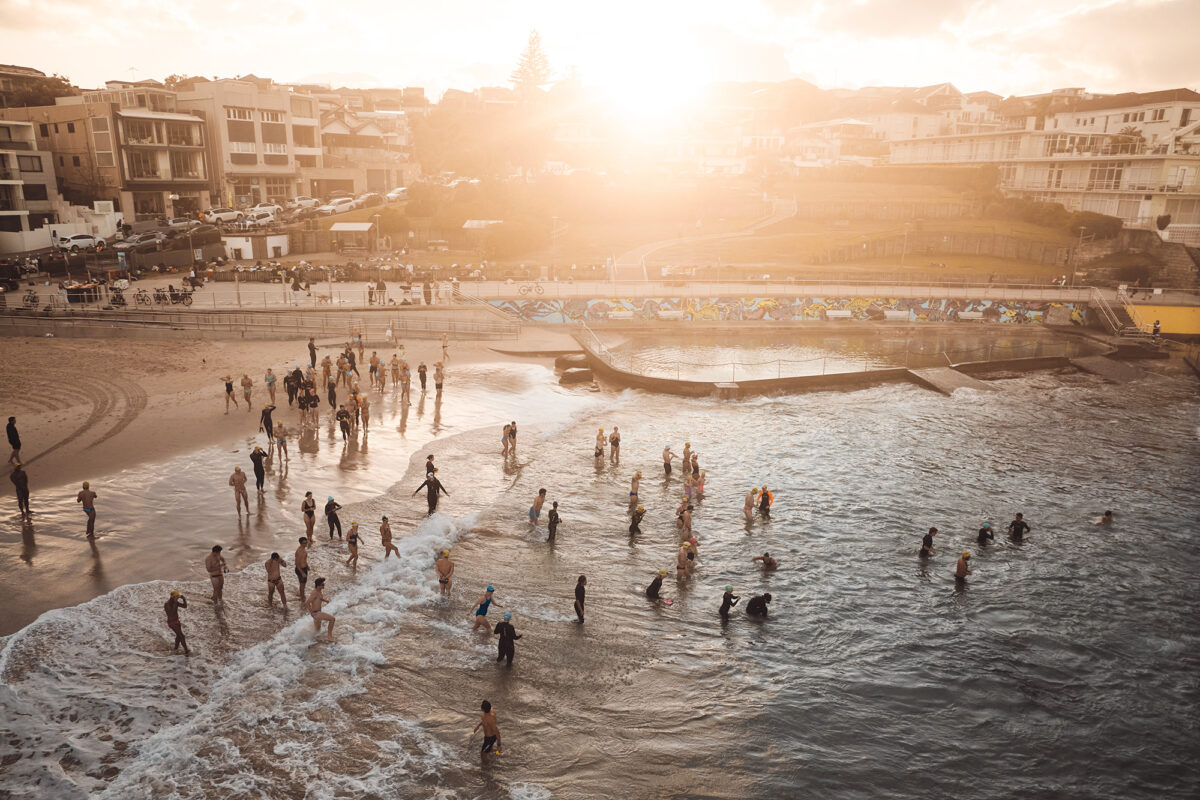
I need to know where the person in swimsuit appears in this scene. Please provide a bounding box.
[609,426,621,463]
[682,442,691,475]
[265,552,288,607]
[509,421,517,450]
[1096,510,1115,526]
[345,522,362,567]
[360,394,371,432]
[325,496,343,539]
[434,362,445,393]
[955,551,972,584]
[684,472,696,500]
[646,570,667,599]
[10,462,30,515]
[164,590,189,654]
[418,362,427,391]
[547,501,561,540]
[752,552,778,570]
[249,447,267,493]
[744,487,758,520]
[474,700,501,757]
[574,575,587,623]
[321,355,333,387]
[629,472,641,506]
[719,585,740,620]
[471,586,499,631]
[436,550,454,594]
[594,428,605,460]
[529,488,547,524]
[301,492,316,537]
[380,516,400,559]
[229,466,250,515]
[663,446,675,475]
[274,421,289,464]
[629,505,646,535]
[677,544,691,576]
[390,354,401,389]
[690,453,699,475]
[264,369,277,404]
[205,545,227,602]
[221,375,237,413]
[746,593,772,617]
[502,424,511,456]
[240,373,254,410]
[400,360,411,401]
[306,578,335,639]
[76,480,97,538]
[295,537,310,602]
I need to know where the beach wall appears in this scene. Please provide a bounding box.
[491,296,1085,326]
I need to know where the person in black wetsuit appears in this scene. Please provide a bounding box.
[418,362,428,391]
[629,505,646,535]
[325,496,343,539]
[719,586,740,620]
[920,527,937,558]
[345,349,359,377]
[327,376,337,410]
[746,593,772,617]
[547,501,560,540]
[259,403,276,434]
[307,337,317,368]
[7,416,21,464]
[283,370,297,407]
[757,486,772,518]
[646,569,666,599]
[493,611,521,666]
[336,404,352,440]
[413,471,449,515]
[574,575,587,623]
[249,446,267,493]
[10,462,30,515]
[1007,513,1031,542]
[977,523,994,546]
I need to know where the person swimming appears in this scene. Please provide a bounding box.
[646,569,667,599]
[746,593,772,617]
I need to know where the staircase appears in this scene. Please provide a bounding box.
[1158,242,1200,289]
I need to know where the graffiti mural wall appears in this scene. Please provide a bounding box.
[490,297,1085,325]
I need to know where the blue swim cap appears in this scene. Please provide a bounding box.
[503,612,511,620]
[487,585,494,592]
[327,496,333,501]
[983,522,991,528]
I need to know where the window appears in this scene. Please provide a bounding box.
[67,122,75,133]
[1182,109,1192,127]
[92,118,108,132]
[53,123,59,133]
[58,156,64,166]
[261,110,283,123]
[169,151,202,179]
[23,184,48,201]
[1087,161,1126,190]
[127,150,158,178]
[264,142,287,154]
[38,123,48,137]
[292,126,316,147]
[226,107,253,121]
[1151,109,1166,122]
[97,152,115,167]
[124,119,155,144]
[17,155,42,172]
[72,156,80,167]
[231,141,257,153]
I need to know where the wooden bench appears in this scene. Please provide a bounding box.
[958,311,985,321]
[824,310,853,319]
[657,309,685,320]
[883,310,910,321]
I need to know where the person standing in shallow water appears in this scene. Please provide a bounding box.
[494,611,521,667]
[205,545,227,602]
[418,361,427,391]
[529,488,547,524]
[574,575,587,623]
[719,585,740,620]
[955,551,972,584]
[977,523,994,546]
[325,496,343,539]
[413,470,449,516]
[629,505,646,535]
[265,552,288,607]
[1008,513,1031,542]
[662,445,675,475]
[295,537,310,603]
[609,426,621,463]
[229,466,249,515]
[164,590,189,654]
[249,446,267,493]
[474,700,501,757]
[10,462,30,515]
[380,516,400,559]
[76,480,97,538]
[306,577,336,639]
[547,501,560,540]
[920,527,937,558]
[436,549,454,595]
[471,586,500,631]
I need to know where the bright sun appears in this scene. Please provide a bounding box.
[579,36,713,133]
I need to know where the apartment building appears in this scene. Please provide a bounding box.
[0,119,60,250]
[890,127,1200,244]
[1046,88,1200,152]
[174,77,317,206]
[0,86,211,221]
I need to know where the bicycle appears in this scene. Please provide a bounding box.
[134,288,153,306]
[518,283,545,296]
[109,287,127,308]
[154,288,170,305]
[22,290,39,309]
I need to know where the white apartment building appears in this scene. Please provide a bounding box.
[0,120,60,251]
[1047,89,1200,153]
[890,128,1200,244]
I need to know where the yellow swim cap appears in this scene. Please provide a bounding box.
[637,505,644,511]
[234,465,241,471]
[170,590,180,597]
[441,549,450,557]
[658,570,667,576]
[962,551,971,558]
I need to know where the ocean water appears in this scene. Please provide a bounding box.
[1,354,1198,799]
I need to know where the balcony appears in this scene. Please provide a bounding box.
[0,140,33,151]
[0,194,26,212]
[127,170,162,181]
[0,167,19,181]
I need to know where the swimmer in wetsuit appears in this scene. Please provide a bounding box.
[746,593,772,617]
[920,527,938,558]
[325,496,343,539]
[757,485,773,518]
[977,523,994,546]
[259,403,277,434]
[249,446,267,493]
[471,586,499,631]
[646,569,667,599]
[547,501,560,540]
[574,575,587,623]
[1007,513,1031,542]
[493,612,521,666]
[413,471,449,516]
[629,505,646,535]
[719,586,740,620]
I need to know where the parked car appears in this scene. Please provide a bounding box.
[283,206,318,223]
[241,211,277,229]
[328,189,354,200]
[317,197,356,216]
[286,196,320,209]
[385,186,408,202]
[167,217,203,229]
[114,232,165,252]
[203,207,243,224]
[248,202,283,217]
[58,233,99,251]
[356,192,383,208]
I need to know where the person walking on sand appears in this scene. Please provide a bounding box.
[249,446,267,494]
[662,445,675,475]
[327,374,338,411]
[240,373,254,410]
[436,549,455,594]
[494,612,521,667]
[308,337,317,368]
[265,368,277,404]
[345,521,362,567]
[10,462,30,515]
[259,402,277,434]
[547,501,560,541]
[473,700,501,757]
[609,426,621,463]
[306,578,336,639]
[380,516,400,559]
[229,466,250,514]
[274,421,289,464]
[294,537,310,603]
[221,374,238,413]
[164,590,189,654]
[529,488,547,524]
[359,394,371,432]
[471,586,500,631]
[325,496,343,539]
[205,545,227,602]
[574,575,587,623]
[301,492,316,537]
[7,416,21,465]
[265,552,288,607]
[76,481,98,538]
[418,361,428,392]
[413,470,449,516]
[441,332,449,362]
[434,362,445,394]
[629,504,646,535]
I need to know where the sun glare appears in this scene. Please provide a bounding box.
[580,38,712,133]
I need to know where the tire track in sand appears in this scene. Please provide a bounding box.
[21,377,115,467]
[85,378,148,450]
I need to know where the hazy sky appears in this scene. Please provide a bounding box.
[3,0,1197,106]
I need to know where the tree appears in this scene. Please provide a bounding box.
[510,31,551,98]
[1156,214,1171,231]
[7,74,79,108]
[164,74,191,89]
